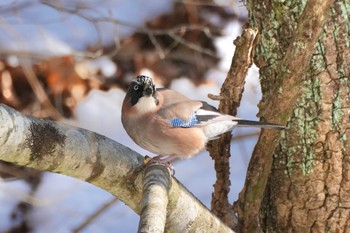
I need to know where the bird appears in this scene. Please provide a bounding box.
[122,75,285,163]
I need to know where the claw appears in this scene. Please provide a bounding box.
[143,155,153,164]
[144,155,176,176]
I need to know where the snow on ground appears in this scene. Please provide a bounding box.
[0,180,33,232]
[29,173,136,233]
[0,1,260,232]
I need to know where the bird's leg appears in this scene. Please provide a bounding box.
[152,155,178,164]
[144,155,178,175]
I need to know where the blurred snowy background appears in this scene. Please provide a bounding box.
[0,1,262,232]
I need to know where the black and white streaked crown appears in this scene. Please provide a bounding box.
[135,75,154,87]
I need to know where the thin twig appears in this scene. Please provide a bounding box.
[19,58,62,120]
[207,93,225,101]
[39,1,219,58]
[73,197,119,233]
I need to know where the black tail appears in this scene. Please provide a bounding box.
[235,120,285,130]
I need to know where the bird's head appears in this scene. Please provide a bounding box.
[127,75,159,108]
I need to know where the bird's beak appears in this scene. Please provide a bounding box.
[143,84,154,96]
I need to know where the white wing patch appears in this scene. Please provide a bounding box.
[202,120,238,140]
[194,109,239,140]
[195,109,221,116]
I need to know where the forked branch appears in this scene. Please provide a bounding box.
[0,104,234,233]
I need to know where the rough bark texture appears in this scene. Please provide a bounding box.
[0,104,234,233]
[235,0,335,231]
[262,1,350,232]
[238,0,349,232]
[207,25,258,229]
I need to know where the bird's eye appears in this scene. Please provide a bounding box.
[133,85,139,91]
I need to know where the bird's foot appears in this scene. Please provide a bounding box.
[143,155,153,164]
[144,155,175,175]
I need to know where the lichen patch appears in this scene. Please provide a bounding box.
[25,121,66,161]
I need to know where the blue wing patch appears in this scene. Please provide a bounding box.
[169,114,198,128]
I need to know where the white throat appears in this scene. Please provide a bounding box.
[134,96,157,114]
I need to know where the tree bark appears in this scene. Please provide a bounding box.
[263,1,350,232]
[207,25,258,229]
[236,0,350,232]
[0,104,234,233]
[138,164,171,233]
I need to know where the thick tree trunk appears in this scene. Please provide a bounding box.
[240,0,349,232]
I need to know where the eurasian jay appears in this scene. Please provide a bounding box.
[122,75,284,163]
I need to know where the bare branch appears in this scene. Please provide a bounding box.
[138,164,171,233]
[207,24,258,229]
[35,0,219,59]
[73,197,119,233]
[19,58,62,120]
[0,104,234,233]
[207,93,225,101]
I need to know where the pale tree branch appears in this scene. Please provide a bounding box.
[0,104,234,233]
[138,164,171,233]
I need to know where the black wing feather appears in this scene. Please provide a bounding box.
[200,101,220,112]
[195,101,220,123]
[235,120,285,129]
